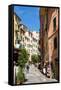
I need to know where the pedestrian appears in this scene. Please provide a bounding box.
[26,65,29,73]
[43,67,46,75]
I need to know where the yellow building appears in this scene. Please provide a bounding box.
[14,13,21,48]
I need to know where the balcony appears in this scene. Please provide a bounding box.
[15,43,20,49]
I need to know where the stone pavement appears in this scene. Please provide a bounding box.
[23,64,57,84]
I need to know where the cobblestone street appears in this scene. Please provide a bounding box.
[23,64,57,84]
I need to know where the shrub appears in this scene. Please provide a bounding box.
[17,48,29,68]
[16,67,25,84]
[31,54,40,64]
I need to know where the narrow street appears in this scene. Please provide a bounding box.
[23,64,57,84]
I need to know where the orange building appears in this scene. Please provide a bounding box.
[39,7,59,80]
[39,8,49,74]
[48,8,59,80]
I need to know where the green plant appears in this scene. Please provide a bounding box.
[31,54,40,64]
[16,48,29,84]
[52,66,57,79]
[17,48,29,68]
[16,67,25,84]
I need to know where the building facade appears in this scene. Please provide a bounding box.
[14,13,22,65]
[14,13,39,62]
[14,13,21,48]
[39,7,59,80]
[32,31,39,55]
[39,8,49,74]
[48,8,59,80]
[24,31,39,61]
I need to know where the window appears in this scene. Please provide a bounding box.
[45,14,47,31]
[23,38,24,42]
[17,40,20,44]
[55,58,58,63]
[15,40,20,44]
[53,17,56,31]
[15,31,18,40]
[45,24,47,31]
[54,37,57,49]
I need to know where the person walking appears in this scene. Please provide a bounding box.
[26,65,29,73]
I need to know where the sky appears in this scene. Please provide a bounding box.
[14,5,40,32]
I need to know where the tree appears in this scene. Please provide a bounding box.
[16,48,29,84]
[31,54,40,64]
[17,48,29,68]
